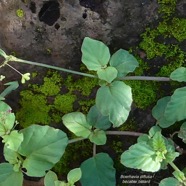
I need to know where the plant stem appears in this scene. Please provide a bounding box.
[106,131,144,137]
[12,58,170,81]
[93,143,96,156]
[169,162,180,172]
[68,138,85,144]
[13,58,97,78]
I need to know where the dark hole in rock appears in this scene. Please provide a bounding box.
[54,23,60,30]
[79,0,104,11]
[30,1,36,13]
[38,0,60,26]
[82,12,87,19]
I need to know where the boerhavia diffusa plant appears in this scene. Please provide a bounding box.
[0,37,186,186]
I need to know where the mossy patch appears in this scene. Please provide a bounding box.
[16,71,98,127]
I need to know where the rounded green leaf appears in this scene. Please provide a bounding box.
[159,177,180,186]
[80,153,116,186]
[0,101,15,136]
[121,142,161,172]
[18,125,68,177]
[89,129,107,145]
[110,49,139,77]
[67,168,82,184]
[62,112,92,138]
[2,130,23,151]
[97,67,118,83]
[96,81,132,127]
[44,171,58,186]
[178,122,186,143]
[170,67,186,82]
[165,87,186,122]
[81,37,110,71]
[152,97,175,128]
[0,163,23,186]
[87,105,112,130]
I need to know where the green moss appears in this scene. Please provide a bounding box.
[118,119,137,131]
[16,9,24,18]
[16,90,51,127]
[125,81,159,109]
[16,71,98,127]
[54,93,77,114]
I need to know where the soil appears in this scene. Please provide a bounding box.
[0,0,186,186]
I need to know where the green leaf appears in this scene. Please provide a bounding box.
[173,170,186,183]
[0,101,15,136]
[178,122,186,143]
[18,125,68,177]
[159,177,180,186]
[67,168,82,184]
[148,126,162,137]
[97,67,118,83]
[62,112,92,138]
[89,129,107,145]
[0,163,23,186]
[81,37,110,71]
[151,132,166,152]
[2,130,23,151]
[165,87,186,122]
[44,171,58,186]
[87,105,111,130]
[152,97,175,128]
[80,153,116,186]
[0,49,7,58]
[0,81,19,99]
[137,134,149,143]
[170,67,186,82]
[121,142,161,172]
[96,81,132,127]
[109,49,139,77]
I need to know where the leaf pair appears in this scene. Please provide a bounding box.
[81,37,139,83]
[62,105,111,145]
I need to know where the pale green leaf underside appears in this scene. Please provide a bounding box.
[96,81,132,127]
[121,142,161,172]
[18,125,68,177]
[67,168,82,184]
[159,177,180,186]
[62,112,92,138]
[97,66,118,83]
[89,129,107,145]
[0,163,23,186]
[152,97,175,128]
[80,153,116,186]
[165,87,186,122]
[44,171,58,186]
[170,67,186,82]
[81,37,110,71]
[110,49,139,77]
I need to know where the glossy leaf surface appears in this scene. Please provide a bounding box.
[67,168,82,184]
[165,87,186,122]
[170,67,186,82]
[18,125,68,177]
[80,153,116,186]
[62,112,92,138]
[178,122,186,143]
[89,129,107,145]
[152,97,175,128]
[96,81,132,127]
[110,49,139,77]
[0,163,23,186]
[97,66,118,83]
[159,177,180,186]
[87,105,111,130]
[81,37,110,71]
